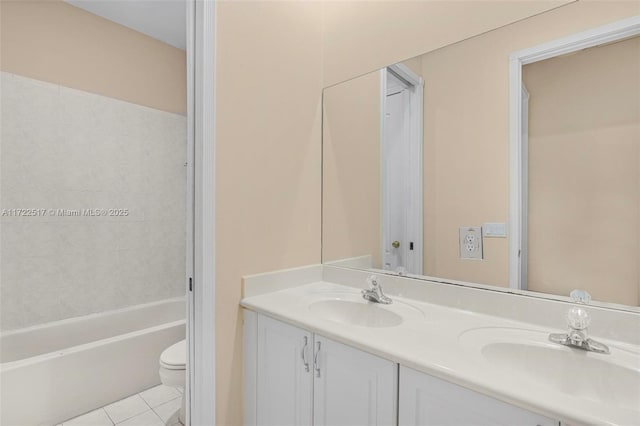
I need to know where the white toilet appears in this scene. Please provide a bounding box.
[159,339,186,425]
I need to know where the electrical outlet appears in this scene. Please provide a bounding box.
[459,226,483,260]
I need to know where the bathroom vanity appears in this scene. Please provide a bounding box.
[241,265,640,426]
[244,312,556,426]
[242,12,640,426]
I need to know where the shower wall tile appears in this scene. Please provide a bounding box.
[0,251,26,330]
[0,72,187,331]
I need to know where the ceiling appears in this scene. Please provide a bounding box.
[66,0,186,50]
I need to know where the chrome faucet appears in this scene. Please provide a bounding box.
[548,289,609,354]
[362,275,392,304]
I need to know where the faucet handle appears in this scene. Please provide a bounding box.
[567,289,591,331]
[567,305,590,330]
[366,274,379,288]
[570,289,591,304]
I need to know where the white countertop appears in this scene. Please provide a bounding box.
[241,280,640,426]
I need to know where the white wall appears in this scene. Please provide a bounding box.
[0,73,187,331]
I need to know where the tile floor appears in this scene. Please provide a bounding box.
[58,385,182,426]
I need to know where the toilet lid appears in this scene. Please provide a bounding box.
[160,339,186,370]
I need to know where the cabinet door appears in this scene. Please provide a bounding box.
[256,315,313,426]
[399,366,557,426]
[313,335,397,426]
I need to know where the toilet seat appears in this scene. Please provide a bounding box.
[160,339,186,370]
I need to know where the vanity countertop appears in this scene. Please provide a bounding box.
[241,281,640,426]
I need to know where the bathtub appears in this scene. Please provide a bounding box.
[0,298,185,426]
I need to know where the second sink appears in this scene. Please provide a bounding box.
[459,327,640,411]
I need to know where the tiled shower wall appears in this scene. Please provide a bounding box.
[0,72,187,331]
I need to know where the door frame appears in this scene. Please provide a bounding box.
[508,15,640,290]
[518,83,529,291]
[380,63,424,275]
[186,0,216,424]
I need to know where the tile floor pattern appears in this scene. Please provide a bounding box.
[58,385,182,426]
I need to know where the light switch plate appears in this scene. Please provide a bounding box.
[459,226,483,260]
[483,222,507,238]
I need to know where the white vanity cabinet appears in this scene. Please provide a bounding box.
[246,312,397,426]
[255,314,314,426]
[244,310,562,426]
[313,335,397,426]
[399,366,558,426]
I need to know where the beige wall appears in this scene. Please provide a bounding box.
[0,0,186,114]
[524,37,640,306]
[322,0,572,87]
[214,2,323,424]
[215,1,640,424]
[323,72,381,267]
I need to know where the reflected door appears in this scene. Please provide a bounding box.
[381,68,423,275]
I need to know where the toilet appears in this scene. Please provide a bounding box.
[159,339,186,424]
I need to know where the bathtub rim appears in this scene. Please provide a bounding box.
[1,297,186,370]
[1,296,185,338]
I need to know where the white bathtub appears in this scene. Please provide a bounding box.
[0,298,185,426]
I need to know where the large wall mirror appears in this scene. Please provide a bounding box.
[322,12,640,312]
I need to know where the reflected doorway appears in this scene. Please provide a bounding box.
[380,65,424,275]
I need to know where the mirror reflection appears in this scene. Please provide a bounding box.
[322,21,639,309]
[520,36,639,306]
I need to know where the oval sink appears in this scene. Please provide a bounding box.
[309,300,403,328]
[307,293,423,328]
[459,327,640,410]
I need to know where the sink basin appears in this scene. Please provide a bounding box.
[309,300,402,327]
[459,327,640,410]
[307,293,423,328]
